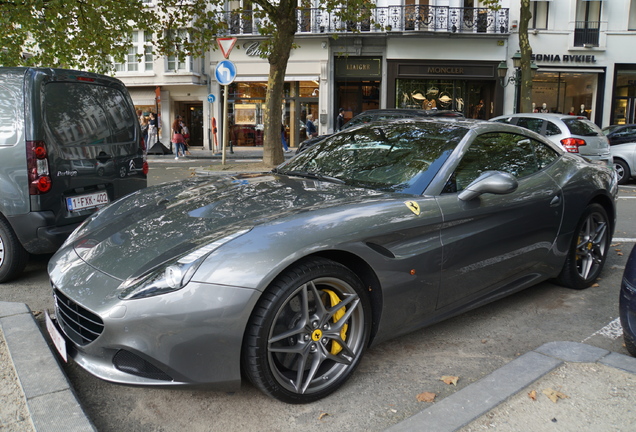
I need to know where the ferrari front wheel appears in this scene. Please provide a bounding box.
[243,257,371,403]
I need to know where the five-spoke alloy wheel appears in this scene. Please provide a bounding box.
[243,257,371,403]
[557,203,610,290]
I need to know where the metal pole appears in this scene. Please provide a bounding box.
[513,68,521,114]
[222,84,228,165]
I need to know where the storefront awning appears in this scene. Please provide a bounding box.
[127,88,157,105]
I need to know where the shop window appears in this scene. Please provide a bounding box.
[532,71,596,117]
[395,78,490,119]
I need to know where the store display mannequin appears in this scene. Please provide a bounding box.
[578,104,588,118]
[539,103,549,113]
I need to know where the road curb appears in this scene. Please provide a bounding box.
[386,341,636,432]
[0,301,96,432]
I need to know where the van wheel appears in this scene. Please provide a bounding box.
[0,218,29,283]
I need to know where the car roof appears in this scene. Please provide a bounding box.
[491,113,589,122]
[352,109,463,117]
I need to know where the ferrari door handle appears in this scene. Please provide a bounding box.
[550,195,561,207]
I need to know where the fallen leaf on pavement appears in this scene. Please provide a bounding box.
[416,392,436,402]
[441,375,459,385]
[528,390,537,401]
[543,388,569,403]
[591,283,600,287]
[318,412,329,420]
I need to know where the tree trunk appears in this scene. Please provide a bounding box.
[262,5,296,167]
[518,0,533,113]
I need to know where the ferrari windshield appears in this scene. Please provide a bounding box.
[277,120,468,194]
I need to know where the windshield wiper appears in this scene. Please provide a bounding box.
[277,170,346,185]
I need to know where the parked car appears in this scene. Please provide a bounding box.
[490,113,612,166]
[296,108,464,153]
[608,142,636,185]
[620,244,636,357]
[603,124,636,146]
[48,118,616,404]
[0,67,147,283]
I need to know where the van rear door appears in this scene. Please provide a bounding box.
[37,74,146,227]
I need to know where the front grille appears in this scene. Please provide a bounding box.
[53,288,104,346]
[113,350,173,381]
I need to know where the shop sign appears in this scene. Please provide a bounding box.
[244,42,266,57]
[335,58,382,78]
[531,54,597,63]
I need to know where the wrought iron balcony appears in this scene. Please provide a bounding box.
[224,5,509,36]
[573,21,600,47]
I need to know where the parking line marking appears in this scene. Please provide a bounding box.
[612,238,636,243]
[582,318,623,342]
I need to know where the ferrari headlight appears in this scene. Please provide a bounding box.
[118,230,249,300]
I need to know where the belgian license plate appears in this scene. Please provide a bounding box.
[45,311,67,363]
[66,191,109,212]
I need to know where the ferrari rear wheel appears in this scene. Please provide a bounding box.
[556,203,610,290]
[243,257,371,403]
[0,217,29,283]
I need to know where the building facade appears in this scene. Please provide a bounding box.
[116,0,636,150]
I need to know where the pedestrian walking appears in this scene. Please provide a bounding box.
[172,116,186,159]
[336,108,345,131]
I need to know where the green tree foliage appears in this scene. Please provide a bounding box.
[0,0,156,73]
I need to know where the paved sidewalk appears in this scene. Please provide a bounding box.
[2,297,636,431]
[0,302,95,431]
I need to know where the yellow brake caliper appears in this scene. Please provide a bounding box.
[323,289,348,355]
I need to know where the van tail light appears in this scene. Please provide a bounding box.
[26,140,52,194]
[561,138,586,154]
[142,161,149,175]
[140,135,146,151]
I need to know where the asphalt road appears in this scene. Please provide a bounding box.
[2,162,636,432]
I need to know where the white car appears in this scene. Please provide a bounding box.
[490,113,612,167]
[610,142,636,184]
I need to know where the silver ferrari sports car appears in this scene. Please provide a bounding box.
[48,118,617,404]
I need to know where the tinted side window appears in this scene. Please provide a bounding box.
[100,87,136,143]
[43,83,111,146]
[515,117,543,134]
[451,133,541,192]
[563,118,600,136]
[533,139,559,168]
[0,82,21,147]
[545,121,562,136]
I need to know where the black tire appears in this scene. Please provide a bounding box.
[624,331,636,357]
[243,257,371,403]
[556,203,610,290]
[0,217,29,283]
[614,159,631,185]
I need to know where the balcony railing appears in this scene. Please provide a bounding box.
[223,6,509,36]
[573,21,600,47]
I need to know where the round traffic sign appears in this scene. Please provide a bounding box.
[207,94,216,103]
[215,60,237,86]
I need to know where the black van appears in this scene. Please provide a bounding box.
[0,67,147,282]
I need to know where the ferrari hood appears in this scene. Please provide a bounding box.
[67,173,387,280]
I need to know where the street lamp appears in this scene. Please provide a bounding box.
[498,51,538,113]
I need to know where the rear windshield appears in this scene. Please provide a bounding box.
[43,83,136,146]
[563,118,601,137]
